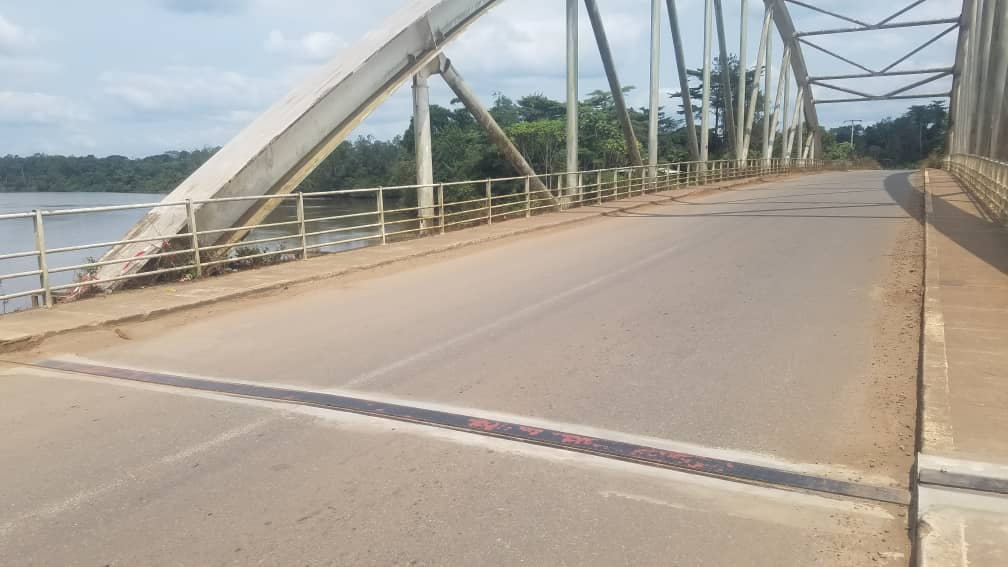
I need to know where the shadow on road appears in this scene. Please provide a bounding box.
[906,171,1008,275]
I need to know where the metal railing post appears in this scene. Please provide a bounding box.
[439,183,447,233]
[294,193,307,261]
[596,172,603,204]
[377,187,387,245]
[485,178,493,223]
[32,209,52,308]
[185,199,204,274]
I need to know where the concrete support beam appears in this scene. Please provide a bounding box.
[762,22,773,163]
[566,0,579,197]
[784,86,804,160]
[584,0,644,168]
[736,0,748,161]
[742,7,772,157]
[781,60,790,163]
[714,0,737,155]
[701,0,714,165]
[981,0,1007,157]
[972,0,997,154]
[947,0,975,155]
[436,56,556,203]
[767,48,791,157]
[666,0,700,161]
[648,0,661,178]
[1000,72,1008,161]
[412,64,437,229]
[962,0,982,154]
[795,94,804,159]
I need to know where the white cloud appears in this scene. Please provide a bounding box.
[0,56,59,75]
[0,13,35,54]
[264,30,346,61]
[211,108,258,123]
[450,4,644,80]
[0,91,87,124]
[161,0,245,14]
[100,66,258,113]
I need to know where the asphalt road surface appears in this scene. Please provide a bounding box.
[1,170,923,566]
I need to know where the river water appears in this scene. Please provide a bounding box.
[0,192,384,313]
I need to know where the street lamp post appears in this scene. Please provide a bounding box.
[843,119,863,152]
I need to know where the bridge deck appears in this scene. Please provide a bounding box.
[2,171,924,564]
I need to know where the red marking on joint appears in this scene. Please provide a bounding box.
[559,433,595,446]
[518,426,545,436]
[629,447,689,461]
[467,418,502,432]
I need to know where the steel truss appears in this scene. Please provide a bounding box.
[783,0,960,104]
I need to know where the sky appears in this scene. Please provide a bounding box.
[0,0,962,157]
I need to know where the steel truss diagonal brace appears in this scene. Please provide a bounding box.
[584,0,644,167]
[436,55,556,203]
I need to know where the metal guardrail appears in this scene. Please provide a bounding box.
[945,154,1008,225]
[0,158,821,311]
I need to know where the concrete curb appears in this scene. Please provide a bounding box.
[918,168,955,455]
[914,169,1008,567]
[915,167,956,567]
[0,172,813,354]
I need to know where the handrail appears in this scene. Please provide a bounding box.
[0,158,822,311]
[945,154,1008,226]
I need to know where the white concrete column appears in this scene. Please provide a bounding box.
[649,0,661,179]
[701,0,713,166]
[412,69,435,228]
[566,0,579,201]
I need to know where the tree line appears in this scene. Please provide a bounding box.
[820,101,948,167]
[0,87,948,194]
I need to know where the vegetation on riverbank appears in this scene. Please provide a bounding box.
[0,89,947,194]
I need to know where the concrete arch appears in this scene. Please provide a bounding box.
[97,0,502,283]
